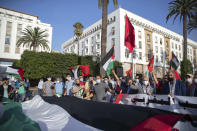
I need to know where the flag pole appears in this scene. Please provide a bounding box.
[132,52,134,79]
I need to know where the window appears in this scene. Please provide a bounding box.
[138,30,142,39]
[155,46,158,53]
[125,49,129,58]
[160,38,162,45]
[179,45,181,50]
[160,47,163,54]
[155,36,158,43]
[111,27,115,35]
[190,49,192,54]
[156,56,158,63]
[176,52,178,57]
[139,52,142,60]
[85,48,88,54]
[172,42,174,49]
[147,44,151,50]
[91,37,94,44]
[161,56,163,63]
[97,44,100,49]
[139,41,142,49]
[147,34,150,42]
[86,39,88,44]
[179,53,181,59]
[148,50,152,60]
[96,33,100,40]
[111,38,115,47]
[5,21,12,47]
[15,24,22,54]
[175,44,177,50]
[187,48,189,54]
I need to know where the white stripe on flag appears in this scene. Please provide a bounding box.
[103,58,112,71]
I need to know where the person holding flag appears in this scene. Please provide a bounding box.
[162,52,186,96]
[124,14,135,79]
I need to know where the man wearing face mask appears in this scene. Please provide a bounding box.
[163,70,186,96]
[186,74,196,96]
[93,76,111,102]
[71,79,84,98]
[54,77,64,97]
[43,76,54,97]
[64,74,74,96]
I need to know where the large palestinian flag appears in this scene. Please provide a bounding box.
[0,95,196,131]
[101,46,114,76]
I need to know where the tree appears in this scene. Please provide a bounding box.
[17,27,50,52]
[73,22,84,55]
[98,0,118,77]
[188,12,197,33]
[180,59,193,81]
[166,0,197,59]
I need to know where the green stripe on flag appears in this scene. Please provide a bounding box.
[0,98,41,131]
[106,61,114,76]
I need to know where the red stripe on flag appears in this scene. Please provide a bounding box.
[17,68,24,81]
[125,15,135,53]
[130,114,185,131]
[114,93,123,104]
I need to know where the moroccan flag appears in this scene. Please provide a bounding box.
[125,15,135,53]
[147,56,154,72]
[170,52,179,70]
[171,67,181,80]
[80,65,89,76]
[126,67,133,78]
[6,67,23,80]
[101,46,115,76]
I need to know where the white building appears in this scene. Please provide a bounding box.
[0,7,53,66]
[62,8,197,77]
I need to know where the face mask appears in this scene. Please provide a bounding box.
[57,81,60,83]
[80,78,83,82]
[67,77,71,81]
[168,78,174,81]
[186,78,192,83]
[105,80,108,83]
[47,78,51,81]
[135,79,139,83]
[194,79,197,83]
[96,79,101,83]
[143,81,149,85]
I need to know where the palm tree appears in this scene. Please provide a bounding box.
[73,22,84,55]
[166,0,197,59]
[98,0,118,76]
[17,27,49,52]
[188,12,197,33]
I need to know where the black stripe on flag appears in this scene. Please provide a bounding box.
[43,96,184,131]
[101,47,114,67]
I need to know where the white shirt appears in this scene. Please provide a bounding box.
[38,81,44,89]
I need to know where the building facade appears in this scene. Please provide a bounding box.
[62,8,197,78]
[0,7,53,66]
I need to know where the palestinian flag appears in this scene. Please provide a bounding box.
[101,46,114,76]
[170,52,179,70]
[6,67,23,80]
[1,96,196,131]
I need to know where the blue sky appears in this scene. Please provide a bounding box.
[1,0,197,52]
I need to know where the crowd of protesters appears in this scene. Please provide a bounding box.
[36,67,197,103]
[1,67,197,103]
[0,77,32,102]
